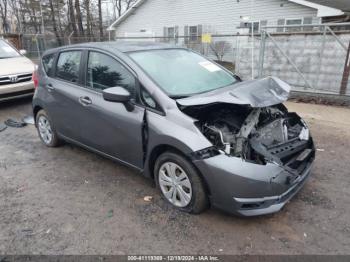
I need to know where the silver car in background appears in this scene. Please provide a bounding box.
[32,42,315,216]
[0,39,35,102]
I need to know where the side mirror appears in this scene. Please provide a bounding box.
[235,74,242,82]
[102,86,134,111]
[19,49,27,55]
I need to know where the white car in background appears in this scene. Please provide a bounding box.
[0,39,36,102]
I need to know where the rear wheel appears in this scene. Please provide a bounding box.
[36,110,61,147]
[154,151,209,214]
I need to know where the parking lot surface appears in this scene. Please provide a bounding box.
[0,98,350,255]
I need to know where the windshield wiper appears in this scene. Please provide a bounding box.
[169,95,189,99]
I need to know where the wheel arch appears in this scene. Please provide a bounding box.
[33,105,43,125]
[145,144,211,196]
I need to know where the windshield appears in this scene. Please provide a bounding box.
[0,40,20,59]
[129,49,237,97]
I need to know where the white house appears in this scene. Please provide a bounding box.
[107,0,345,39]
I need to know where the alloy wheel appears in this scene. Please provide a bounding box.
[38,115,53,145]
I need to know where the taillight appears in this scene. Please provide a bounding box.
[32,70,39,89]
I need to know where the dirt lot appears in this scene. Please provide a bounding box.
[0,98,350,255]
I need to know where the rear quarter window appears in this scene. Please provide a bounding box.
[42,54,55,77]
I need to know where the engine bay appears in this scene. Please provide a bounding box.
[181,103,313,167]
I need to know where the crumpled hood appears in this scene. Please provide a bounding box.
[177,76,291,108]
[0,56,35,76]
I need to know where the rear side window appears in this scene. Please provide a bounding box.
[42,54,55,77]
[87,51,136,96]
[56,51,82,83]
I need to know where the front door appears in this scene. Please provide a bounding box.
[77,51,145,169]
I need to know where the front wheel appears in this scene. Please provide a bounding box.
[154,151,209,214]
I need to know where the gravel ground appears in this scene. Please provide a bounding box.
[0,98,350,255]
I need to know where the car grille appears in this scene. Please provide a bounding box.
[0,73,32,86]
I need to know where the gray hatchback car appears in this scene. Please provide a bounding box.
[32,42,315,216]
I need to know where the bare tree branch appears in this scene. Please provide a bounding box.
[0,0,9,33]
[115,0,137,17]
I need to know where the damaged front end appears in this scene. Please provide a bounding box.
[183,103,314,175]
[177,77,315,215]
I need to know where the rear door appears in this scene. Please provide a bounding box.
[77,50,145,169]
[44,50,85,141]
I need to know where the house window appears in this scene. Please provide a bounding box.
[285,18,302,32]
[303,17,313,32]
[240,21,267,33]
[163,26,178,43]
[189,26,198,42]
[184,25,202,44]
[277,18,314,33]
[167,27,175,40]
[247,21,260,33]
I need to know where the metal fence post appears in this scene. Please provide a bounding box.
[316,25,327,88]
[68,31,74,45]
[34,34,40,59]
[258,30,266,78]
[340,40,350,95]
[235,35,240,74]
[232,36,235,71]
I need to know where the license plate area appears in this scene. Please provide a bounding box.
[296,148,312,162]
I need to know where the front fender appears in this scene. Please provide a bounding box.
[143,109,212,177]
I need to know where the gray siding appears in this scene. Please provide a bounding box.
[114,0,319,37]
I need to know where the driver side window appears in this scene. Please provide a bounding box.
[87,51,136,97]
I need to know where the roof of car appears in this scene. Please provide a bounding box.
[44,41,180,55]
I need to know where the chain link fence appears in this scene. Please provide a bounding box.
[19,23,350,96]
[20,34,111,63]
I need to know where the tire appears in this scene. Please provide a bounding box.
[36,109,61,147]
[154,151,209,214]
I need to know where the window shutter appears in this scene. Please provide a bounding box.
[277,19,285,32]
[197,24,203,43]
[163,27,168,42]
[184,25,189,45]
[175,25,179,44]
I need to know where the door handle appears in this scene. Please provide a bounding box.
[79,96,92,106]
[46,83,55,92]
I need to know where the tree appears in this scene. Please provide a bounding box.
[3,0,109,42]
[115,0,137,17]
[0,0,9,33]
[68,0,78,36]
[98,0,103,39]
[210,41,231,61]
[48,0,62,45]
[84,0,92,37]
[8,0,21,33]
[75,0,85,36]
